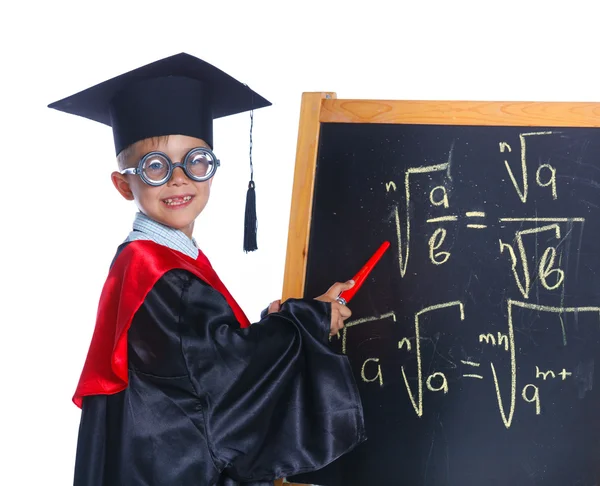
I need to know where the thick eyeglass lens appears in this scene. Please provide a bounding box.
[186,149,215,179]
[142,154,170,182]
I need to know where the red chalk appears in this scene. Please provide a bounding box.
[337,241,390,304]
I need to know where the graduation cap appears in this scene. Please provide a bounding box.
[48,52,271,252]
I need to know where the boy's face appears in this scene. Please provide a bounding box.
[111,134,213,238]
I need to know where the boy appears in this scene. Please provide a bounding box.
[48,53,366,486]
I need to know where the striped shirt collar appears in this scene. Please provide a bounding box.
[125,211,199,259]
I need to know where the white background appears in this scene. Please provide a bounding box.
[2,0,600,483]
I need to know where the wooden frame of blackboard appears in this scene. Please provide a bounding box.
[276,92,600,486]
[282,92,600,302]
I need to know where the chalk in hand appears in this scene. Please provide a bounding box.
[337,241,391,305]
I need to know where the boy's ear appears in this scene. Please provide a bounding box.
[111,171,135,201]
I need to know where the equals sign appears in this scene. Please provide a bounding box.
[461,360,483,379]
[465,211,487,229]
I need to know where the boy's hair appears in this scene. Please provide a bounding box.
[116,135,171,170]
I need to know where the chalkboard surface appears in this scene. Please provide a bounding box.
[289,122,600,486]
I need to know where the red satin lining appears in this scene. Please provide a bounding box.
[73,240,250,408]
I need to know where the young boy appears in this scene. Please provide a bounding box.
[48,53,365,486]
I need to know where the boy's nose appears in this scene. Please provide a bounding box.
[169,166,188,185]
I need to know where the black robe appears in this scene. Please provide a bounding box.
[73,242,366,486]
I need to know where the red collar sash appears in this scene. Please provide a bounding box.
[73,240,250,408]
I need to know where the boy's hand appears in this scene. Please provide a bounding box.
[267,300,282,314]
[315,280,355,336]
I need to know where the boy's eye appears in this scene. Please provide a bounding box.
[189,154,209,166]
[188,153,212,177]
[142,155,169,180]
[148,161,164,171]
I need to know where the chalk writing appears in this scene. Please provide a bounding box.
[400,301,465,417]
[536,163,558,200]
[362,358,384,386]
[343,134,600,434]
[398,338,412,351]
[479,332,509,351]
[342,312,396,355]
[430,186,449,208]
[535,367,556,380]
[501,131,556,203]
[522,384,541,415]
[393,163,450,277]
[499,224,563,299]
[426,372,449,394]
[535,366,573,381]
[342,299,599,427]
[429,228,450,265]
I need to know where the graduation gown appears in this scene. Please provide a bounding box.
[72,240,366,486]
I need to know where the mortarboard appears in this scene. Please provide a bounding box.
[48,52,272,252]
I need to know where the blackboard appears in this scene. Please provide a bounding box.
[281,95,600,486]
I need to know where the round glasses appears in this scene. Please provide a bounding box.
[120,147,220,186]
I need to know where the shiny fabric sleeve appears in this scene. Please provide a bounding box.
[127,269,365,484]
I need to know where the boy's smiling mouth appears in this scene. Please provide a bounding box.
[162,195,194,208]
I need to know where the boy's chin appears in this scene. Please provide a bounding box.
[141,210,192,227]
[161,215,195,229]
[140,206,202,233]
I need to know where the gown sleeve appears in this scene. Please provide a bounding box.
[127,268,366,483]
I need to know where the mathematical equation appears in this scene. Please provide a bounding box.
[339,130,599,429]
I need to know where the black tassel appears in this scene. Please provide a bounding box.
[244,180,258,252]
[244,106,258,252]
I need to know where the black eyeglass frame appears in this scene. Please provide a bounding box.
[120,147,220,186]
